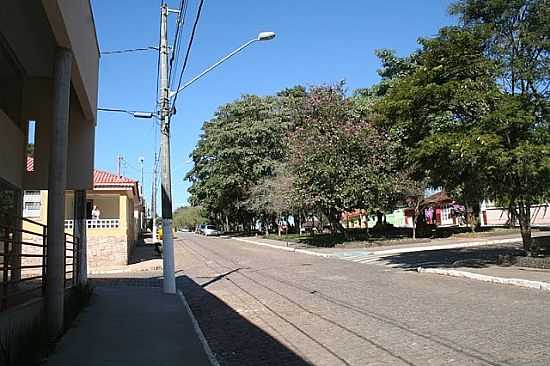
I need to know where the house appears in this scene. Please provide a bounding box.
[341,191,463,230]
[412,191,460,227]
[23,168,144,269]
[480,201,550,227]
[0,0,99,346]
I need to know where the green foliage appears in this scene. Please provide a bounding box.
[186,0,548,248]
[186,94,288,223]
[173,206,207,230]
[288,84,409,221]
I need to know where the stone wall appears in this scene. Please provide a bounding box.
[87,235,130,268]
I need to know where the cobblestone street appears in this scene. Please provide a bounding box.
[173,233,550,366]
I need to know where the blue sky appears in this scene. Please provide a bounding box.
[91,0,455,210]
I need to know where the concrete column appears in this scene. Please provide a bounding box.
[10,190,23,282]
[45,47,72,342]
[73,190,87,285]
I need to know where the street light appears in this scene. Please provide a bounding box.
[169,32,276,100]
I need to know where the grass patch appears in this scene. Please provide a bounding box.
[265,227,527,248]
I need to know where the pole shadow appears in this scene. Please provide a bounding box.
[176,275,312,366]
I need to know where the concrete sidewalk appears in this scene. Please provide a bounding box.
[46,285,214,366]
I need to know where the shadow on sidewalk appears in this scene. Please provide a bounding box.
[89,274,311,365]
[129,236,161,265]
[176,275,311,366]
[382,245,525,270]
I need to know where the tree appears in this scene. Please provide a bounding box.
[288,84,407,233]
[173,206,207,231]
[376,26,502,232]
[186,95,287,228]
[449,0,550,251]
[245,163,293,236]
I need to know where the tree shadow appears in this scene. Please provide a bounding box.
[176,275,312,366]
[381,245,525,270]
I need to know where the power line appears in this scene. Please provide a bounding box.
[172,0,205,109]
[101,46,158,55]
[168,0,189,88]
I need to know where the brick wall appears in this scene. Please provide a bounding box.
[87,235,129,268]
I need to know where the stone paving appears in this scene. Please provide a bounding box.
[174,233,550,366]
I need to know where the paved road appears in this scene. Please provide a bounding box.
[174,233,550,366]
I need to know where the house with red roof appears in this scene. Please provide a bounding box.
[22,165,144,268]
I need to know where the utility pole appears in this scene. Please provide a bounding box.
[151,151,158,243]
[139,156,145,189]
[116,154,124,176]
[139,156,145,233]
[159,3,176,294]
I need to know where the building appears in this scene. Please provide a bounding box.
[23,168,144,269]
[480,201,550,227]
[0,0,99,347]
[342,191,463,230]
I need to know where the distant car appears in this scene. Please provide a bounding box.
[203,225,222,236]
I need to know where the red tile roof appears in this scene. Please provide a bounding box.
[26,157,138,195]
[93,170,136,187]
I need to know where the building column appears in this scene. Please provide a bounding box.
[73,190,87,285]
[10,190,23,282]
[45,47,72,342]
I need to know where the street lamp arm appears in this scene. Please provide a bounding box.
[169,38,258,99]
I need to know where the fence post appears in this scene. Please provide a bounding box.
[42,225,47,295]
[1,226,10,311]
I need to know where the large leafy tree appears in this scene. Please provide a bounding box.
[449,0,550,251]
[186,95,287,229]
[376,27,499,230]
[173,206,207,231]
[288,84,407,231]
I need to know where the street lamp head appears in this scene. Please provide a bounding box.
[132,111,154,119]
[257,32,276,41]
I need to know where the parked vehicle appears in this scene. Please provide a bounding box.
[203,225,222,236]
[195,223,207,235]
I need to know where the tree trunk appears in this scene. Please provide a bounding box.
[376,211,383,226]
[517,203,533,254]
[412,211,416,240]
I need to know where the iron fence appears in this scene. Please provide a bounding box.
[0,211,79,311]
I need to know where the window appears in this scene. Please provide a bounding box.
[23,190,41,218]
[26,121,36,172]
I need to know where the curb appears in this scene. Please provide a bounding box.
[89,262,163,275]
[232,237,524,260]
[417,267,550,292]
[368,237,522,257]
[232,237,332,258]
[177,289,221,366]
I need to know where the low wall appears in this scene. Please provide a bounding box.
[0,288,79,366]
[21,232,133,270]
[87,235,130,268]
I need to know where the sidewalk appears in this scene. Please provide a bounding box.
[418,265,550,292]
[46,285,214,366]
[231,231,550,256]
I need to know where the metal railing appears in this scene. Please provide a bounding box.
[0,211,79,311]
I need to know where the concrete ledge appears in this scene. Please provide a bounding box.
[89,259,162,275]
[417,267,550,292]
[232,237,332,257]
[177,290,220,366]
